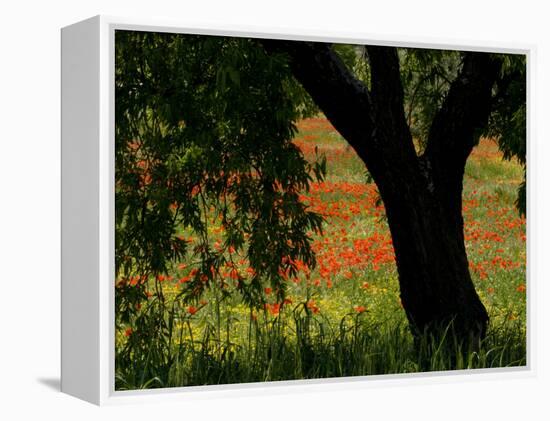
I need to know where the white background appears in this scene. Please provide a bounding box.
[1,0,548,419]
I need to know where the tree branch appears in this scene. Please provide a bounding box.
[366,46,417,163]
[423,52,501,223]
[261,40,422,187]
[260,40,375,165]
[425,52,500,162]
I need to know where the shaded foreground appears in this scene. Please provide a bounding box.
[116,311,526,390]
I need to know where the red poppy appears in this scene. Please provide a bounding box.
[306,299,320,314]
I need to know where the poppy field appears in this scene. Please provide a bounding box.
[115,117,526,390]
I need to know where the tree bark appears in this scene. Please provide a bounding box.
[379,171,490,340]
[262,40,500,342]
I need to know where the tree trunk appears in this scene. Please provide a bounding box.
[377,167,489,341]
[261,41,499,344]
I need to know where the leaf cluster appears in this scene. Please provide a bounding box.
[115,31,326,323]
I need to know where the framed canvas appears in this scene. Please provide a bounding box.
[61,15,532,405]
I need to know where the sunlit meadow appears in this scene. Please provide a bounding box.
[115,117,526,390]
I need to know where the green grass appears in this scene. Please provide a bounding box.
[116,307,526,390]
[115,118,527,390]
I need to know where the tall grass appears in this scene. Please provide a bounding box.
[115,299,526,390]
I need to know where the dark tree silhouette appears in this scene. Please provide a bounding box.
[263,41,502,340]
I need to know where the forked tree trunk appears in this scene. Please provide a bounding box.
[262,41,500,343]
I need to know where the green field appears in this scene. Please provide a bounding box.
[115,117,526,390]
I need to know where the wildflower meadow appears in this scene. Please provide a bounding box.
[115,116,526,390]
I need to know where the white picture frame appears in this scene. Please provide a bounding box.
[61,15,534,406]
